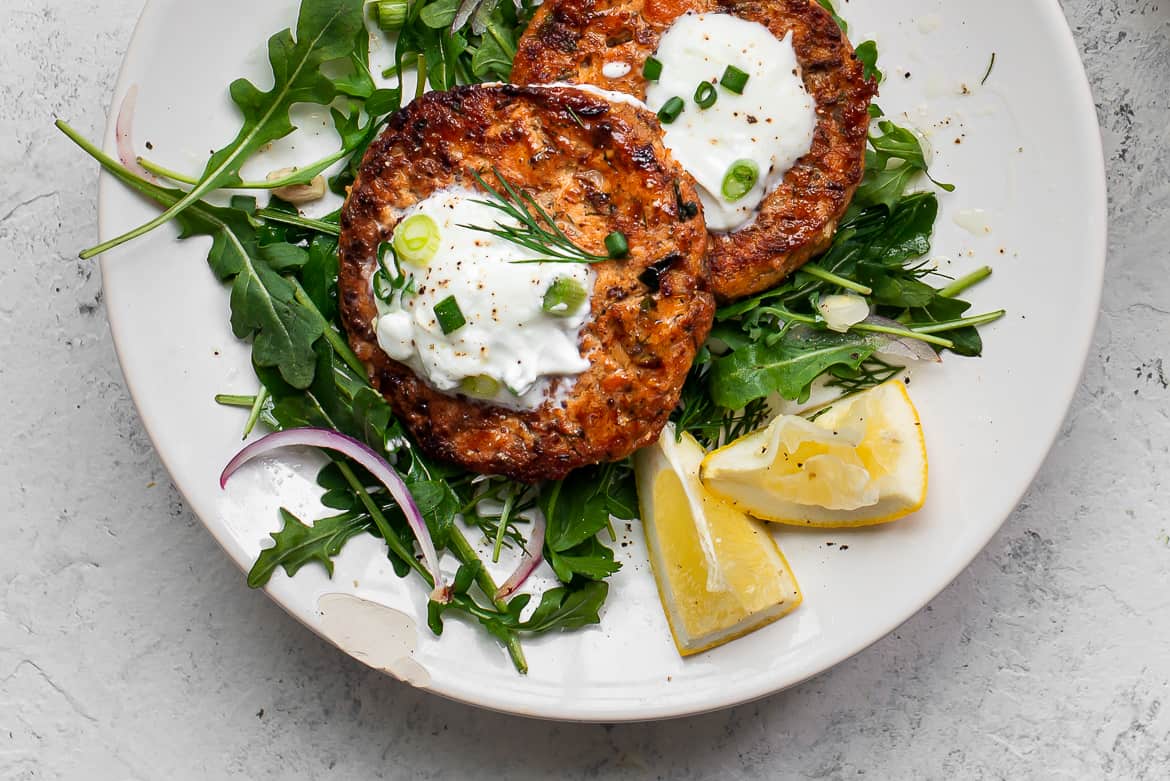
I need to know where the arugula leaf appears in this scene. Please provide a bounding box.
[710,328,877,408]
[855,40,883,83]
[82,0,367,258]
[59,122,328,388]
[248,508,373,587]
[854,159,920,212]
[814,0,848,33]
[471,22,516,81]
[538,468,626,583]
[300,235,341,324]
[854,122,954,211]
[541,475,611,553]
[419,0,460,28]
[548,538,620,582]
[514,583,608,633]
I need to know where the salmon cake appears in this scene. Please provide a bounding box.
[511,0,878,300]
[338,84,713,482]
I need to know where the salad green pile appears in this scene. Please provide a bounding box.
[60,0,1000,672]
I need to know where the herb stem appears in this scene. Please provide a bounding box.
[852,322,954,348]
[415,53,427,100]
[139,147,352,190]
[492,486,516,563]
[801,264,873,295]
[290,280,368,379]
[243,386,269,439]
[334,459,430,581]
[938,266,992,298]
[981,52,997,86]
[446,526,528,673]
[256,209,341,236]
[763,306,955,348]
[215,393,256,408]
[136,158,198,185]
[911,309,1006,334]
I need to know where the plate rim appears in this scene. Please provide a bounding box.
[96,0,1108,722]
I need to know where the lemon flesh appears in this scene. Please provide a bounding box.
[635,426,802,656]
[700,380,927,527]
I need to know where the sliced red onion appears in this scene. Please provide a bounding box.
[220,428,447,601]
[495,511,546,601]
[864,315,942,363]
[115,85,155,182]
[451,0,480,33]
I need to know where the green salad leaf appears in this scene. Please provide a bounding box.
[248,508,373,587]
[710,329,877,410]
[81,0,367,259]
[814,0,848,33]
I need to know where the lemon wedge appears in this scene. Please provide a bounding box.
[700,380,927,527]
[634,425,802,656]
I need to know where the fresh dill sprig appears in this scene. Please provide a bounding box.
[825,357,905,396]
[461,168,610,264]
[674,366,772,449]
[461,475,538,556]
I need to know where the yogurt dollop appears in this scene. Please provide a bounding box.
[644,12,819,231]
[373,188,593,410]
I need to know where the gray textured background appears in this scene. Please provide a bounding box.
[2,1,1168,778]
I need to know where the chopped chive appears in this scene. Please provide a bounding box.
[693,81,717,109]
[657,96,684,124]
[214,394,257,408]
[910,310,1006,334]
[643,56,663,81]
[721,159,759,202]
[720,65,749,94]
[604,231,629,258]
[372,270,395,302]
[938,266,992,298]
[434,295,466,335]
[374,0,408,32]
[801,264,873,295]
[542,276,588,316]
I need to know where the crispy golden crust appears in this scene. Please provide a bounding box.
[511,0,877,301]
[338,85,713,482]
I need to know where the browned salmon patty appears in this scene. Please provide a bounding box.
[511,0,877,301]
[338,84,713,482]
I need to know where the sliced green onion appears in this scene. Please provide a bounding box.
[372,270,395,302]
[460,374,501,398]
[721,159,759,202]
[604,231,629,258]
[720,65,750,94]
[374,0,408,32]
[542,277,588,316]
[693,81,717,109]
[657,96,684,124]
[433,295,466,335]
[393,213,441,266]
[643,57,663,81]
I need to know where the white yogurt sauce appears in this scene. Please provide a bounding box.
[602,61,632,79]
[644,12,818,231]
[372,188,593,410]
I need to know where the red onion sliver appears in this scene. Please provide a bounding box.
[495,511,546,601]
[115,85,155,182]
[864,315,942,363]
[220,428,447,601]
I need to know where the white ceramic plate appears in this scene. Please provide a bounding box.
[96,0,1105,721]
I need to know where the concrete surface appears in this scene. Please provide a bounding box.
[2,0,1168,778]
